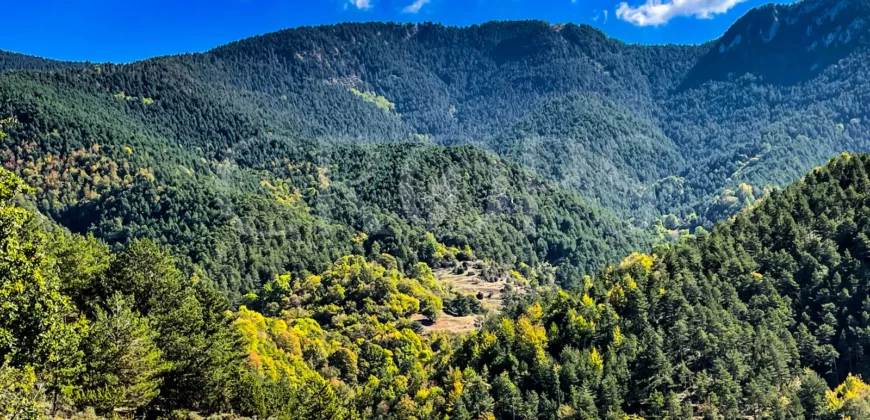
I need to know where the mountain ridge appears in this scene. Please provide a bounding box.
[0,49,87,72]
[684,0,870,87]
[6,0,870,418]
[0,0,868,291]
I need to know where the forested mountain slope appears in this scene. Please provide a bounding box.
[276,151,870,417]
[0,0,867,296]
[684,0,870,87]
[201,0,870,225]
[1,0,867,230]
[447,152,870,419]
[7,152,870,418]
[5,0,870,415]
[0,67,646,296]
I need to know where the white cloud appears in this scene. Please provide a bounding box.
[402,0,431,13]
[603,9,608,23]
[348,0,372,10]
[616,0,746,26]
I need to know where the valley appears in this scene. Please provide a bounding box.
[3,0,870,418]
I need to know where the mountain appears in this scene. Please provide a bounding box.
[684,0,870,87]
[5,0,870,417]
[2,0,866,229]
[0,0,868,295]
[6,150,870,418]
[0,62,649,296]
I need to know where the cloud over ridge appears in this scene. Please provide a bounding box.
[616,0,746,26]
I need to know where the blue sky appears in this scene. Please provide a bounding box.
[4,0,794,63]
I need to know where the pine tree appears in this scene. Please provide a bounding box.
[76,293,170,414]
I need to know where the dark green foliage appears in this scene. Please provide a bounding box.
[97,240,245,413]
[0,49,86,73]
[0,61,647,294]
[444,293,485,317]
[4,0,870,417]
[76,294,170,414]
[0,2,867,290]
[2,0,870,296]
[683,0,870,88]
[446,153,870,419]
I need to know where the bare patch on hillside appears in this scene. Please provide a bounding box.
[410,312,479,335]
[412,262,527,334]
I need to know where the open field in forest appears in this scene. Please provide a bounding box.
[410,312,479,334]
[413,263,524,334]
[433,267,511,311]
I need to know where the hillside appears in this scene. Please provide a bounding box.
[0,0,862,297]
[5,0,870,416]
[0,0,865,230]
[450,152,870,419]
[684,0,870,87]
[6,151,870,417]
[0,66,646,296]
[196,0,870,225]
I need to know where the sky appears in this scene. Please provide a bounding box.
[3,0,795,63]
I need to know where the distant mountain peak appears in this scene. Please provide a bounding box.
[720,0,865,50]
[683,0,870,88]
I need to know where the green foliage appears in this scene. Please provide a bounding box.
[444,292,484,317]
[233,255,455,418]
[0,49,85,72]
[0,363,44,420]
[439,153,870,419]
[349,88,395,113]
[0,169,86,407]
[7,125,870,419]
[0,168,244,416]
[0,62,643,295]
[5,3,870,418]
[75,293,171,414]
[98,240,244,412]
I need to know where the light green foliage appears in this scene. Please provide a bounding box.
[661,214,680,230]
[0,170,86,407]
[0,363,44,420]
[349,88,395,113]
[49,231,111,310]
[112,91,134,101]
[248,255,443,325]
[235,255,452,417]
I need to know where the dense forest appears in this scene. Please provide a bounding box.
[4,0,870,417]
[8,151,870,418]
[0,51,86,73]
[1,0,868,294]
